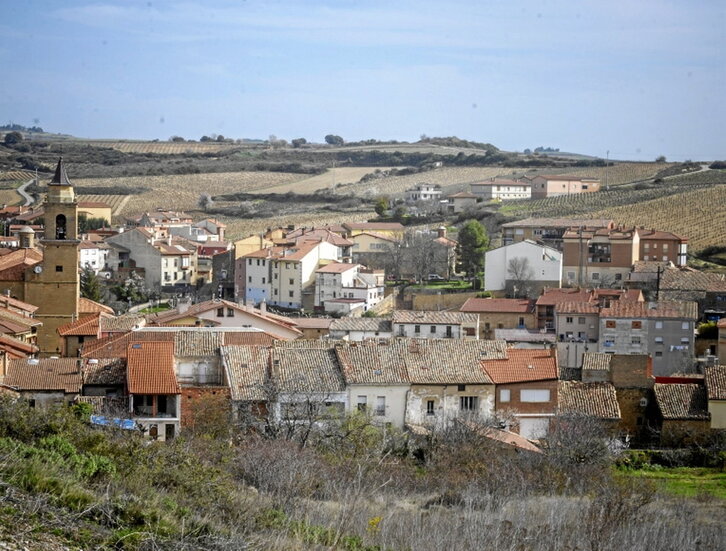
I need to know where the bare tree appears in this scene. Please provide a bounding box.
[506,257,535,298]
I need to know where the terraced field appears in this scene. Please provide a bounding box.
[0,170,35,183]
[552,162,673,186]
[73,171,305,217]
[591,185,726,251]
[77,194,129,215]
[84,141,243,154]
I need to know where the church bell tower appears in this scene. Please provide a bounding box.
[24,158,81,354]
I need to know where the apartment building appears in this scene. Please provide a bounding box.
[501,217,614,248]
[471,177,531,201]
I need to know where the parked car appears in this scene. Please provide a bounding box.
[428,274,445,281]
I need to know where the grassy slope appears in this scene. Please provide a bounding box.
[618,467,726,499]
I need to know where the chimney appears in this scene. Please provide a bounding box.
[437,226,447,239]
[259,301,267,315]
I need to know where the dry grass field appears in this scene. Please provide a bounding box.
[0,170,35,183]
[591,185,726,251]
[73,171,304,217]
[77,194,129,215]
[84,141,243,155]
[249,166,394,194]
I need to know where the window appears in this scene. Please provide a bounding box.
[216,308,224,317]
[567,271,575,280]
[578,317,586,325]
[375,396,386,416]
[663,244,669,252]
[289,278,294,285]
[446,326,452,337]
[655,337,664,343]
[681,322,689,330]
[288,291,294,298]
[519,317,525,328]
[655,351,663,357]
[464,327,476,336]
[248,276,252,283]
[500,389,510,402]
[655,321,663,329]
[681,337,690,344]
[631,336,641,344]
[459,396,478,411]
[632,321,642,329]
[566,316,573,324]
[615,273,622,281]
[262,277,266,284]
[520,389,550,402]
[606,320,616,328]
[227,308,234,317]
[457,384,466,392]
[591,272,600,280]
[356,396,367,412]
[414,325,420,334]
[55,265,63,272]
[248,259,252,265]
[426,400,435,416]
[430,325,436,334]
[644,243,650,250]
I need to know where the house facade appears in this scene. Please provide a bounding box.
[471,178,531,201]
[530,175,600,198]
[392,311,479,339]
[459,298,536,340]
[484,240,562,297]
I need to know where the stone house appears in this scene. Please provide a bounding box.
[653,382,710,446]
[3,357,82,407]
[328,318,393,341]
[557,381,622,432]
[705,365,726,430]
[446,191,478,213]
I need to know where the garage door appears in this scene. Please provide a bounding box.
[519,417,550,440]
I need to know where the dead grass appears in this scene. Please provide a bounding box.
[249,167,393,194]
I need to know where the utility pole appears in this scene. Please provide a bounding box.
[655,265,662,301]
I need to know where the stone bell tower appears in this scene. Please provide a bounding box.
[24,158,81,354]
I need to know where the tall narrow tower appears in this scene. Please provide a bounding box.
[24,158,81,354]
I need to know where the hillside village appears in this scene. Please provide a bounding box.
[0,157,723,449]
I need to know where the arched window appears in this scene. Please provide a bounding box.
[55,214,67,240]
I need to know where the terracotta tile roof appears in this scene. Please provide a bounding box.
[221,331,279,346]
[462,420,543,454]
[460,298,534,314]
[316,262,359,274]
[100,314,146,333]
[556,301,599,315]
[392,310,478,325]
[638,228,687,241]
[126,341,179,395]
[220,345,270,401]
[538,175,600,181]
[75,396,127,415]
[83,358,126,386]
[0,248,42,274]
[242,240,319,262]
[704,365,726,401]
[351,231,397,243]
[536,288,592,306]
[272,347,345,393]
[78,297,115,315]
[494,329,556,343]
[0,307,42,332]
[558,381,621,419]
[481,349,557,384]
[5,358,83,393]
[631,260,674,274]
[335,341,410,384]
[582,353,613,371]
[58,313,108,337]
[654,383,709,420]
[718,318,726,328]
[293,228,353,247]
[660,268,726,293]
[401,339,504,384]
[0,296,38,314]
[434,236,458,247]
[600,301,698,320]
[0,334,38,359]
[291,318,333,329]
[81,331,175,358]
[330,318,392,333]
[448,191,478,198]
[174,331,224,356]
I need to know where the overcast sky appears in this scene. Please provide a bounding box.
[1,1,724,160]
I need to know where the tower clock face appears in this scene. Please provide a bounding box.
[33,265,43,274]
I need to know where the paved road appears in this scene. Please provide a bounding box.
[17,178,35,206]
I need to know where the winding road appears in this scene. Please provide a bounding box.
[17,178,35,207]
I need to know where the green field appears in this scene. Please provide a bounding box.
[618,467,726,499]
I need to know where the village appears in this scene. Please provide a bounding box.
[0,158,723,452]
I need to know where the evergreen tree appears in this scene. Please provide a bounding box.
[457,220,489,277]
[80,265,103,303]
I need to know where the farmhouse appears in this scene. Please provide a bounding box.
[530,175,600,198]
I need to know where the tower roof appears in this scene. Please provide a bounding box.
[49,157,72,186]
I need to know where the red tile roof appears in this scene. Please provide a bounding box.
[536,288,591,306]
[480,349,557,384]
[58,313,108,337]
[558,381,621,419]
[705,365,726,401]
[126,341,179,395]
[654,383,709,420]
[555,301,599,315]
[316,262,359,274]
[5,358,82,393]
[460,298,534,314]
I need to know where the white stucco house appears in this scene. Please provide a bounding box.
[484,240,562,298]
